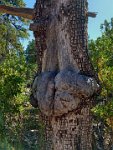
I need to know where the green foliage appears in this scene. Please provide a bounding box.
[0,0,41,149]
[0,0,29,61]
[26,40,36,64]
[0,54,28,145]
[0,0,25,7]
[0,1,44,148]
[25,40,37,82]
[89,18,113,126]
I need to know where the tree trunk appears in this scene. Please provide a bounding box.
[30,0,100,149]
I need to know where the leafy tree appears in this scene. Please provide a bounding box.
[26,40,36,64]
[0,2,42,149]
[25,40,37,81]
[89,18,113,128]
[0,0,30,146]
[0,0,29,62]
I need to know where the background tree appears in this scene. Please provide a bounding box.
[25,39,37,81]
[0,0,29,59]
[0,1,45,148]
[0,0,41,149]
[89,18,113,149]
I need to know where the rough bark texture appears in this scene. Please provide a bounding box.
[30,0,100,149]
[51,107,92,150]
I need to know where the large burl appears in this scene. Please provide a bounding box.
[31,69,99,117]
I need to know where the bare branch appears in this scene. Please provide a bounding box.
[88,12,97,18]
[0,5,34,20]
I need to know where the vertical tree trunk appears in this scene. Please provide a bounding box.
[51,106,92,150]
[30,0,100,149]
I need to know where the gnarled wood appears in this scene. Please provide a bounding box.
[0,5,34,19]
[30,0,100,149]
[32,70,99,117]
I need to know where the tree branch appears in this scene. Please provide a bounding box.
[88,12,97,18]
[0,5,34,20]
[0,5,97,21]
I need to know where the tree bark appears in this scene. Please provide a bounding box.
[30,0,100,150]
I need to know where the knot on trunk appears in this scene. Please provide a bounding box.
[30,70,100,117]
